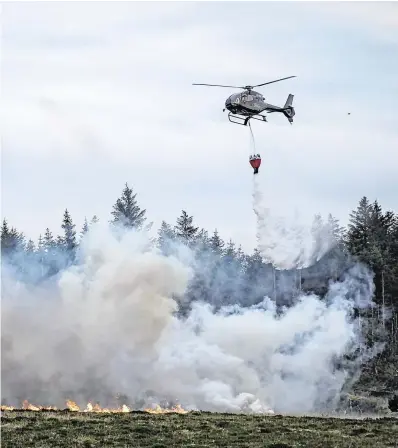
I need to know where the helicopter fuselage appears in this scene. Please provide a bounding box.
[223,89,295,126]
[225,90,280,116]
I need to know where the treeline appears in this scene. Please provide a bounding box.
[1,183,398,369]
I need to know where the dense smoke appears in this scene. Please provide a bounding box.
[1,209,377,414]
[252,176,335,269]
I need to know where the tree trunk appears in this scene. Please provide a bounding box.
[381,269,385,330]
[273,266,276,302]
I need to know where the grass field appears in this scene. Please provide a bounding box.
[1,410,397,448]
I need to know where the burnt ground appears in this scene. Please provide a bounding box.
[1,410,397,448]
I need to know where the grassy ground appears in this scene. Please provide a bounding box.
[1,410,397,448]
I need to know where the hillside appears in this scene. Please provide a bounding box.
[1,410,397,448]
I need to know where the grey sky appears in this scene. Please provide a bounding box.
[1,1,397,252]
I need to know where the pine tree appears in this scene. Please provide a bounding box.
[371,202,395,255]
[346,196,373,260]
[56,234,64,245]
[111,183,146,230]
[346,199,397,349]
[24,238,39,279]
[1,218,11,255]
[243,248,268,305]
[1,220,26,279]
[1,218,9,237]
[174,210,198,245]
[223,239,236,262]
[25,239,35,253]
[210,229,225,256]
[219,239,244,306]
[157,221,176,256]
[194,228,210,253]
[2,225,26,254]
[390,214,398,310]
[91,215,99,225]
[37,234,44,252]
[43,228,56,251]
[81,217,89,238]
[391,214,398,256]
[61,209,77,254]
[326,214,345,246]
[236,244,246,266]
[40,228,57,272]
[369,202,396,325]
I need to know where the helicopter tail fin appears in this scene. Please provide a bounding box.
[282,94,295,124]
[284,94,294,109]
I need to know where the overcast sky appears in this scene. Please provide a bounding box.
[1,1,398,253]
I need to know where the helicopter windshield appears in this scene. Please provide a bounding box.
[227,93,241,105]
[251,91,263,101]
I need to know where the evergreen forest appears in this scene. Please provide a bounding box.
[1,183,397,401]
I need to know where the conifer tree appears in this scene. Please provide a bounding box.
[243,248,268,305]
[1,219,11,255]
[37,234,44,252]
[210,229,225,255]
[43,228,56,251]
[194,228,211,254]
[81,217,89,238]
[346,196,373,260]
[223,239,236,262]
[41,228,56,270]
[174,210,198,245]
[235,244,246,267]
[25,239,36,253]
[111,183,146,230]
[5,226,26,253]
[56,235,64,249]
[390,215,398,265]
[219,239,244,305]
[91,215,99,225]
[61,209,77,254]
[326,214,345,245]
[157,221,176,256]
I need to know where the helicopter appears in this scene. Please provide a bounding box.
[193,75,296,126]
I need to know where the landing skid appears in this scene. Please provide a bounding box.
[227,112,268,126]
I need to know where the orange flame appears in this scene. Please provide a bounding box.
[1,400,188,414]
[144,404,188,414]
[66,400,131,413]
[22,400,58,411]
[66,400,81,412]
[1,405,15,411]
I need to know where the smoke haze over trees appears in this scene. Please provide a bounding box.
[1,182,397,412]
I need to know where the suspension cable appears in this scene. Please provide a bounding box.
[248,120,257,155]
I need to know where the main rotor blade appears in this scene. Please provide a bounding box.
[253,76,296,88]
[192,83,243,88]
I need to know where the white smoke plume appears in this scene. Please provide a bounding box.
[1,219,376,415]
[252,175,334,270]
